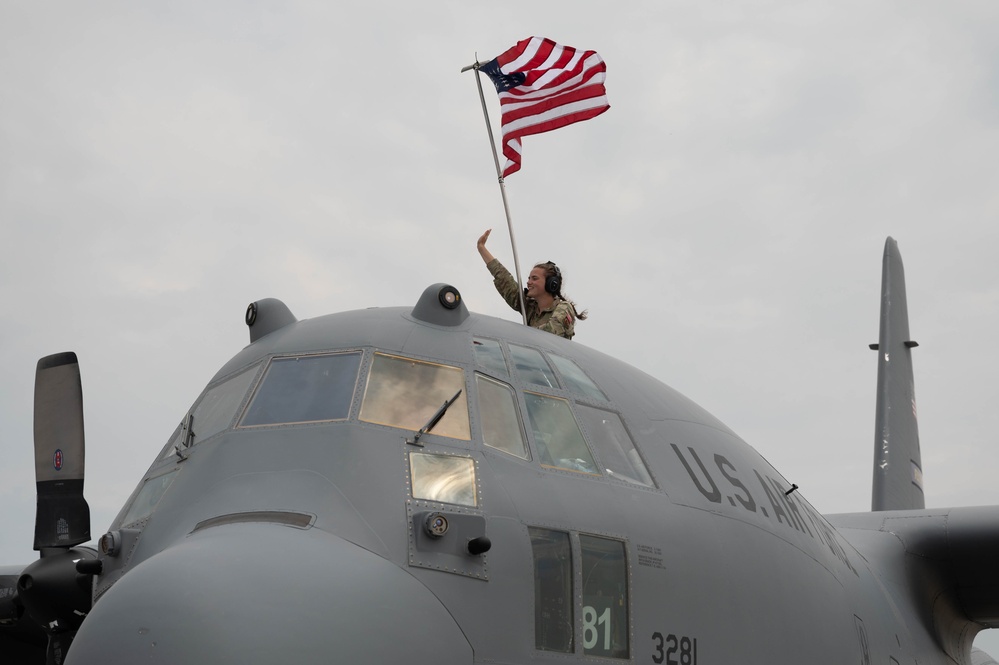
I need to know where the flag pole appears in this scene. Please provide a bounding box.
[463,58,529,325]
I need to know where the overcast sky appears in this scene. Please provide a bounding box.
[2,0,998,654]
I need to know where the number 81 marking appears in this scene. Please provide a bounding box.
[583,605,612,650]
[652,632,697,665]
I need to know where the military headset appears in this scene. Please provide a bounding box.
[543,262,562,296]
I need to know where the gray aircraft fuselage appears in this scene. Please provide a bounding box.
[5,278,998,665]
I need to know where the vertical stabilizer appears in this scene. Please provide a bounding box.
[871,237,925,511]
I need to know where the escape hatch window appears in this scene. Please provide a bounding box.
[409,452,477,507]
[359,352,470,440]
[509,344,559,389]
[575,405,655,487]
[476,373,530,460]
[524,392,597,474]
[240,352,361,427]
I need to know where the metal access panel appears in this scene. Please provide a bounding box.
[407,501,489,580]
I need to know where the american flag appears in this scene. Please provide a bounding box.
[480,37,609,177]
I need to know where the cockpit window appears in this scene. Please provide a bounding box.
[473,338,508,376]
[476,373,530,460]
[580,535,629,658]
[119,468,180,527]
[548,354,608,401]
[169,365,258,450]
[529,529,630,658]
[359,353,470,440]
[575,405,655,487]
[509,344,559,389]
[530,527,574,653]
[524,392,597,474]
[409,452,477,507]
[240,352,361,427]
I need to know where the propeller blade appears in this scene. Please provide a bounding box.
[33,353,90,550]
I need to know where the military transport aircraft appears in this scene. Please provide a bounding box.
[2,237,997,665]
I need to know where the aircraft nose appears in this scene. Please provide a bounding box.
[66,524,473,664]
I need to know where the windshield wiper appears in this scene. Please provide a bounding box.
[175,413,195,460]
[407,389,462,446]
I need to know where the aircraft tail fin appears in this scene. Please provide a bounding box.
[870,237,925,511]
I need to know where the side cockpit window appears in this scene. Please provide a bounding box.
[193,366,259,440]
[472,338,655,486]
[118,468,181,527]
[192,367,257,441]
[359,352,470,440]
[476,373,530,460]
[161,364,260,457]
[524,392,597,474]
[240,352,361,427]
[575,405,654,487]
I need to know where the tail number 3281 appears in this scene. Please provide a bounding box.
[652,632,697,665]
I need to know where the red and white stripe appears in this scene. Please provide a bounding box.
[490,37,609,177]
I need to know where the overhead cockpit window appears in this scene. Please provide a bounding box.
[359,353,470,440]
[118,468,181,527]
[409,452,477,507]
[524,392,597,474]
[476,373,530,460]
[548,354,608,402]
[580,535,629,658]
[509,344,559,389]
[529,527,574,653]
[473,338,508,376]
[575,406,655,487]
[240,352,361,427]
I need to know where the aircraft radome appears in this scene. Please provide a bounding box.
[2,237,997,665]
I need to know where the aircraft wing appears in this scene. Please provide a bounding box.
[831,506,999,657]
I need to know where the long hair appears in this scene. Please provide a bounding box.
[535,262,588,321]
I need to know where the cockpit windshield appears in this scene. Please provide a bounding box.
[241,352,361,427]
[359,352,470,440]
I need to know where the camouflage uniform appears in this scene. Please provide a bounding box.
[487,258,577,339]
